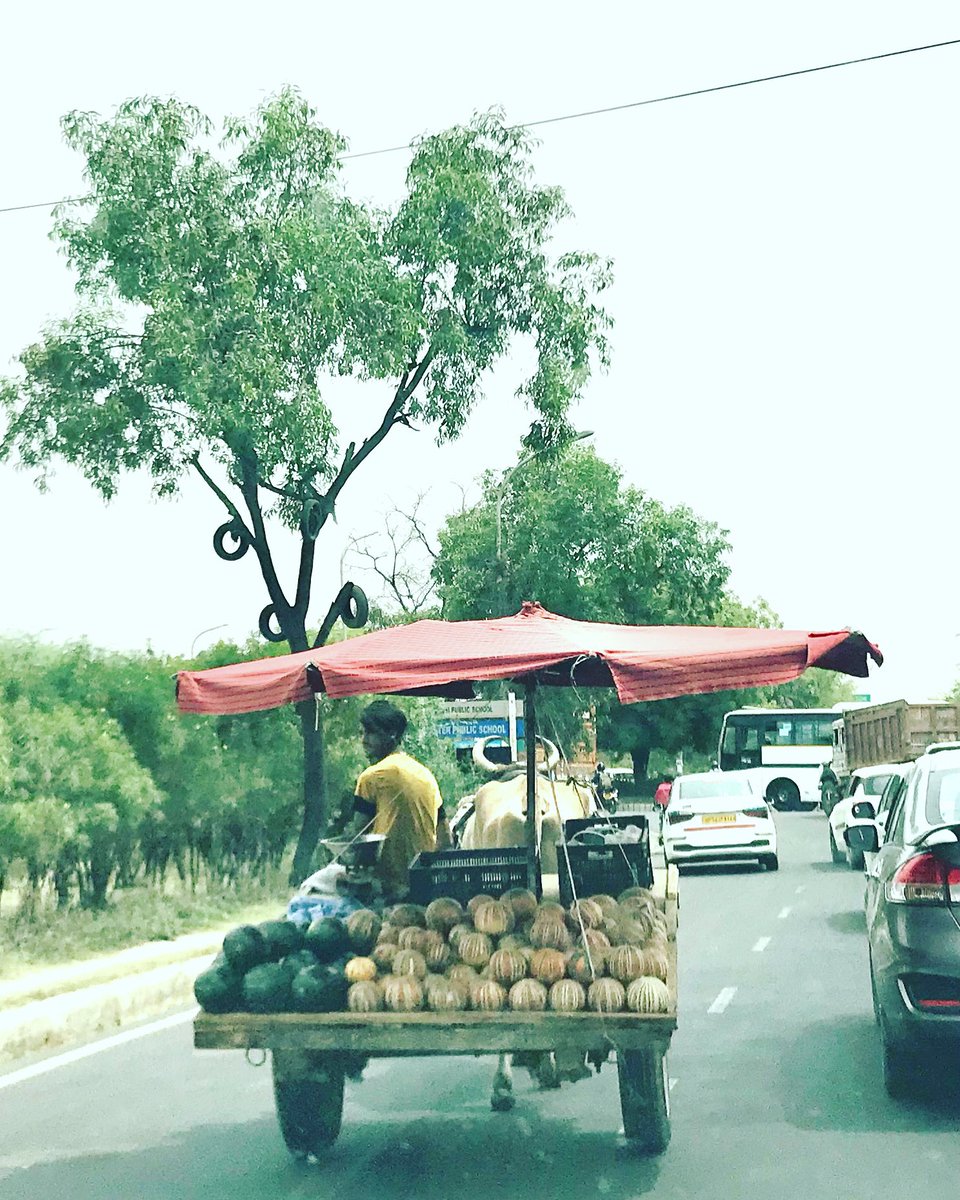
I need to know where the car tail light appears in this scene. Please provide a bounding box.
[886,853,960,904]
[666,810,692,825]
[743,807,768,819]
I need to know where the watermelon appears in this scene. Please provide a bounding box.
[222,925,271,974]
[304,917,351,963]
[291,964,350,1013]
[193,965,242,1014]
[281,948,319,975]
[242,962,293,1013]
[257,919,304,960]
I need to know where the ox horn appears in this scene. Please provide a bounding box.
[537,736,561,772]
[472,736,502,773]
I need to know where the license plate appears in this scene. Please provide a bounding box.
[701,813,736,825]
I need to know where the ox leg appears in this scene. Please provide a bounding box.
[491,1054,515,1111]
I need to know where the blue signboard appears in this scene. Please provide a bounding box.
[436,717,525,741]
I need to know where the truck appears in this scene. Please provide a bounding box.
[820,700,960,813]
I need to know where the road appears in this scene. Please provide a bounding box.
[2,811,959,1199]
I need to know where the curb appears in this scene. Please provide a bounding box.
[0,954,215,1068]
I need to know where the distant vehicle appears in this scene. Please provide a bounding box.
[662,771,778,870]
[717,706,857,811]
[827,764,902,867]
[823,700,960,810]
[845,742,960,1097]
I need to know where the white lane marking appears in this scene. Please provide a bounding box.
[668,1077,678,1090]
[795,885,806,895]
[708,987,737,1014]
[0,1009,196,1090]
[752,936,771,952]
[777,906,792,919]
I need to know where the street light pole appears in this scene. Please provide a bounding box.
[190,624,228,657]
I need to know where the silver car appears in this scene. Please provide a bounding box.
[846,743,960,1097]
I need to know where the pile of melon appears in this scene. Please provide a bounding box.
[194,888,670,1016]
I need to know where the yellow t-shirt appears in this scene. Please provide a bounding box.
[355,751,442,895]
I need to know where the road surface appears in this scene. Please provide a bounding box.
[2,810,958,1199]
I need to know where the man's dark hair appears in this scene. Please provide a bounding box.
[360,699,408,743]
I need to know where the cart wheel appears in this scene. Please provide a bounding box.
[617,1048,671,1154]
[272,1051,345,1159]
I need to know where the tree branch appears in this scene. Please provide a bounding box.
[189,455,249,531]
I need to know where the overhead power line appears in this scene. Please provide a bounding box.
[1,35,958,213]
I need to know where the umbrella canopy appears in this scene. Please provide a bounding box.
[176,601,882,716]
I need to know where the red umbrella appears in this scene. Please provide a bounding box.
[176,602,882,890]
[177,601,882,714]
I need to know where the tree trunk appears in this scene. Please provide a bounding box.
[290,699,328,885]
[630,747,650,784]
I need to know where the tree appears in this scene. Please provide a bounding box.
[432,445,732,762]
[0,91,611,881]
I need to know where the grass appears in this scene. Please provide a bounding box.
[0,873,293,982]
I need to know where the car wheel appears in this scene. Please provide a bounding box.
[761,854,779,872]
[847,843,865,871]
[829,826,845,865]
[767,780,800,811]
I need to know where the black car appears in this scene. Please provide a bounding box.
[846,743,960,1097]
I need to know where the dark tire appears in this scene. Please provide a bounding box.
[258,605,287,643]
[767,779,801,811]
[761,854,779,872]
[272,1053,344,1158]
[339,583,369,630]
[829,826,845,865]
[213,521,250,561]
[617,1048,671,1153]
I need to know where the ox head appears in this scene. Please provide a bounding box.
[472,735,561,775]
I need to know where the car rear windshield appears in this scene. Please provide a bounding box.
[861,773,895,797]
[925,767,960,826]
[676,775,752,800]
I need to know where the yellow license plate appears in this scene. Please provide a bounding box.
[701,813,736,824]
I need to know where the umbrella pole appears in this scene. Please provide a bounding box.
[524,679,539,894]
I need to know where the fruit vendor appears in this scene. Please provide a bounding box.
[348,700,451,901]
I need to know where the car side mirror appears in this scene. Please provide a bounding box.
[844,823,879,854]
[851,799,876,820]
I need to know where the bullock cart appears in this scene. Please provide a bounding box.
[179,603,879,1159]
[194,865,680,1156]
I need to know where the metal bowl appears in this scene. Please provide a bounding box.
[321,833,386,869]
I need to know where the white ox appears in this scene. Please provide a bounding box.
[452,737,600,1111]
[455,738,597,875]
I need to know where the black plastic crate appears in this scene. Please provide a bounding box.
[557,814,653,906]
[408,848,540,906]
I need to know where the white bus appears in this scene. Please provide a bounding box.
[717,707,853,811]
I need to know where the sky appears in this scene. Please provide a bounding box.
[1,1,958,705]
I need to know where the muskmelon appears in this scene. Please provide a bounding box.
[304,916,351,963]
[619,886,656,905]
[447,963,479,990]
[588,976,626,1013]
[388,902,427,928]
[346,908,382,955]
[530,947,567,986]
[347,979,384,1012]
[383,975,424,1012]
[587,894,619,918]
[641,945,669,982]
[371,942,399,972]
[344,956,378,983]
[501,887,540,923]
[426,979,469,1011]
[508,978,548,1011]
[471,978,507,1011]
[448,922,475,950]
[466,893,495,918]
[578,928,611,954]
[626,976,671,1013]
[549,978,586,1012]
[193,965,242,1013]
[397,925,429,951]
[457,931,494,968]
[497,932,530,952]
[424,938,453,973]
[425,897,464,934]
[222,925,271,974]
[392,948,428,979]
[565,946,602,985]
[567,898,605,931]
[488,948,528,987]
[529,919,572,951]
[607,944,647,984]
[473,900,515,937]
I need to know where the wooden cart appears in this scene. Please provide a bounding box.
[194,867,679,1156]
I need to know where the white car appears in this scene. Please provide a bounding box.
[827,763,902,868]
[662,772,778,871]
